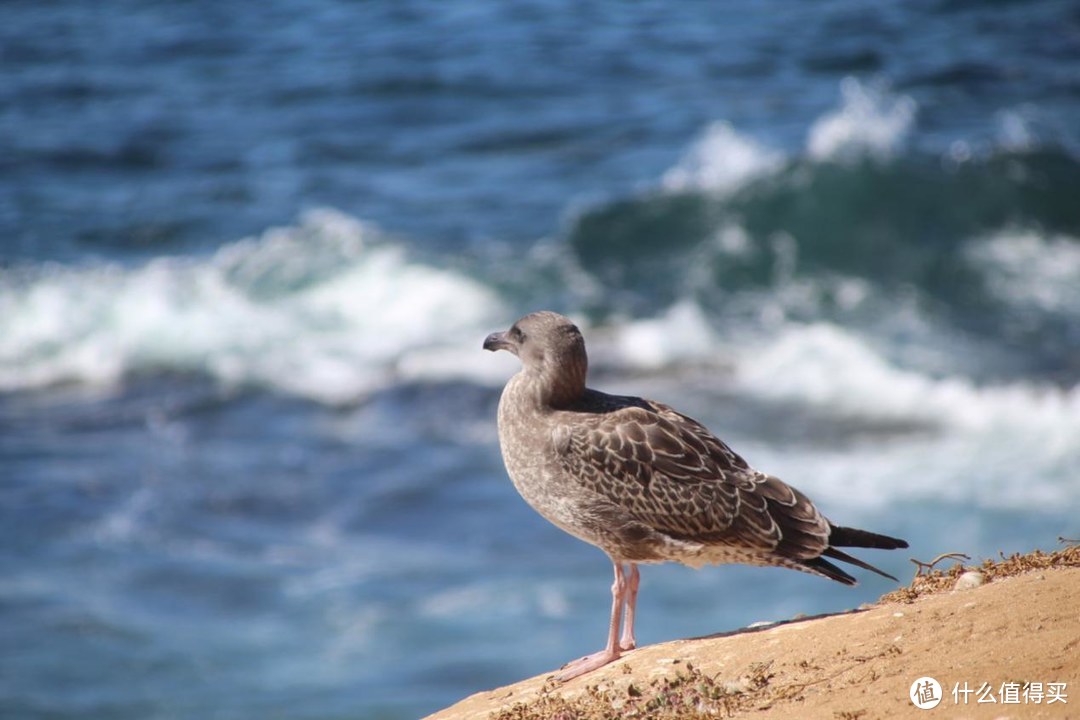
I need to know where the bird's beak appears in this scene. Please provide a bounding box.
[483,331,512,352]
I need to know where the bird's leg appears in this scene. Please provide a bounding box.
[556,561,626,681]
[618,563,639,651]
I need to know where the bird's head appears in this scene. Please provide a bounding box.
[484,311,588,403]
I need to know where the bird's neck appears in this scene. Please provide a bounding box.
[508,363,586,413]
[541,351,587,408]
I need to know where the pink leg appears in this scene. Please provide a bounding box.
[556,561,627,681]
[619,563,640,651]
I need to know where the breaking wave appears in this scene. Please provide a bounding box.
[0,209,506,403]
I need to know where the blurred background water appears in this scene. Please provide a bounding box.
[2,1,1079,718]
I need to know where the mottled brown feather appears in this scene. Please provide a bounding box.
[553,390,831,561]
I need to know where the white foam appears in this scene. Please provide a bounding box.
[0,209,507,402]
[661,121,785,195]
[995,109,1038,152]
[712,320,1078,513]
[658,78,918,199]
[610,300,721,370]
[965,228,1080,315]
[735,321,1080,431]
[752,425,1078,514]
[806,78,916,161]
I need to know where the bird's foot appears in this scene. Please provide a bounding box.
[555,647,621,682]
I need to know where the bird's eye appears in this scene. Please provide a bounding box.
[510,326,526,343]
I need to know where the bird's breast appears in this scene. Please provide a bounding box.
[495,376,602,541]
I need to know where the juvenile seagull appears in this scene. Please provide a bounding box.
[483,311,908,681]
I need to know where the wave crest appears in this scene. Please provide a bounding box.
[0,209,505,402]
[807,78,916,161]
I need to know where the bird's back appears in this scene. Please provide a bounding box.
[545,388,834,566]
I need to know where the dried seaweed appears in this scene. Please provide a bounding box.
[878,544,1080,604]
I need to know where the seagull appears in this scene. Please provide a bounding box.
[483,310,908,681]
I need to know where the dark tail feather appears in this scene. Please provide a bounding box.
[800,556,857,586]
[829,524,909,550]
[822,547,899,582]
[801,524,909,584]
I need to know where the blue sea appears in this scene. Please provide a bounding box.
[2,2,1079,718]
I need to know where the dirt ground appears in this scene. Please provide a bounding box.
[424,546,1079,720]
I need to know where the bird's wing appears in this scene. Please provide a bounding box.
[553,399,830,557]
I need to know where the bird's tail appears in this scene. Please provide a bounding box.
[800,525,909,585]
[829,525,909,551]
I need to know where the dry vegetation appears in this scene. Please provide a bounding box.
[491,661,776,720]
[880,541,1079,604]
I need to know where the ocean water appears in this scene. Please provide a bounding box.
[2,1,1079,718]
